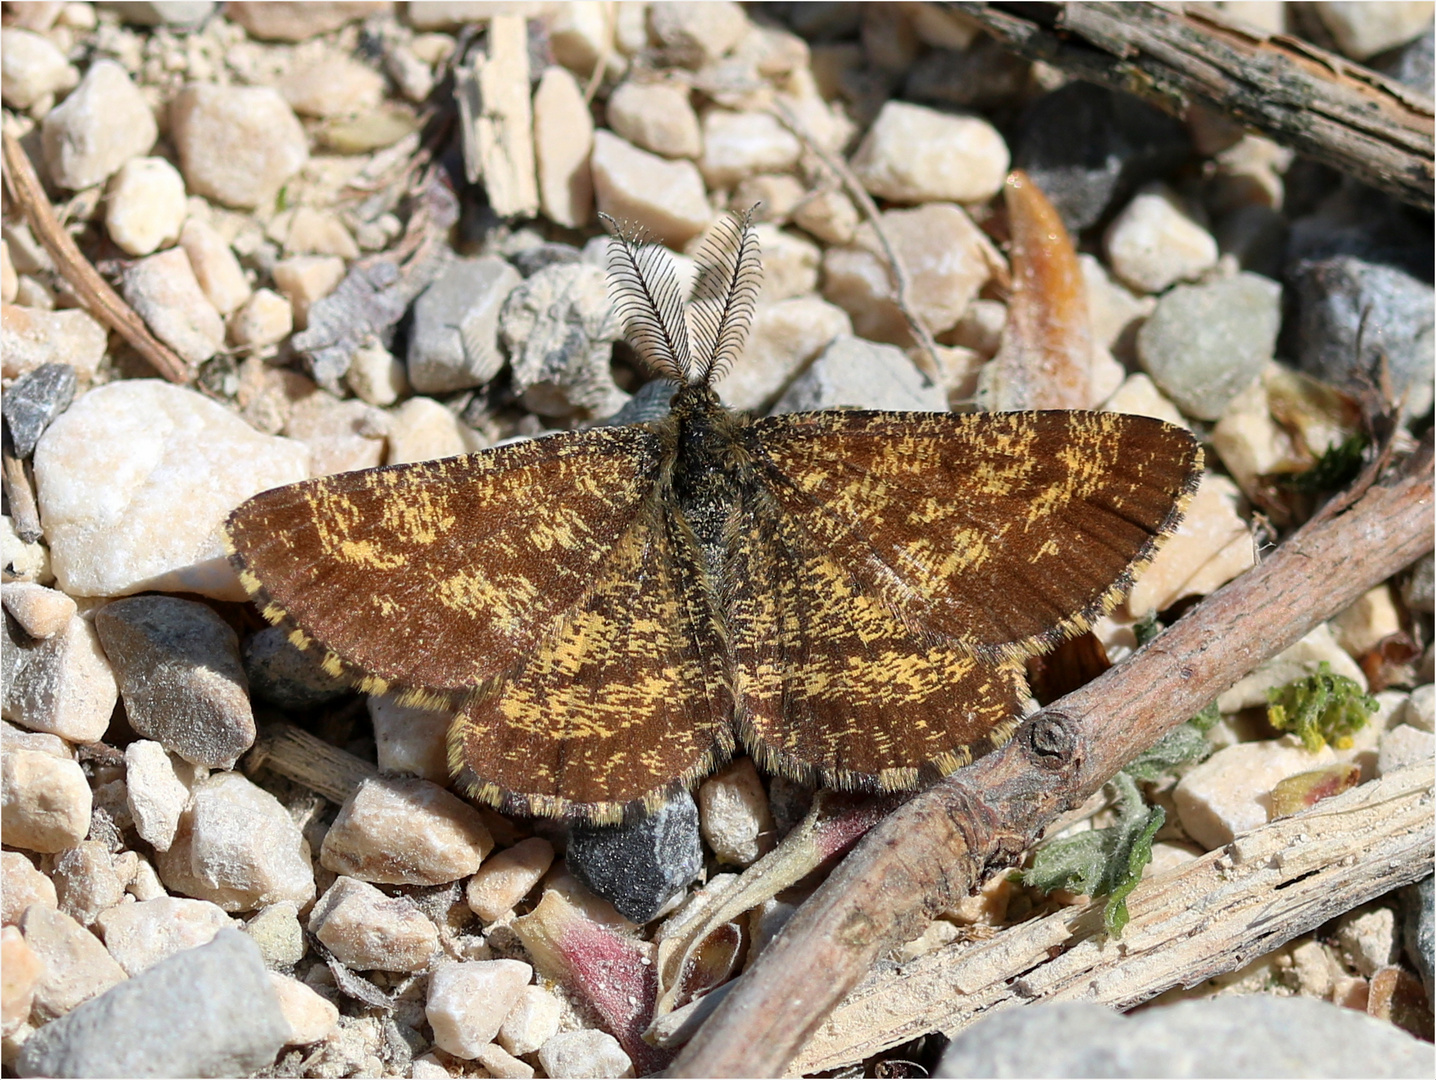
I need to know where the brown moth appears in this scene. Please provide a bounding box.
[224,212,1202,824]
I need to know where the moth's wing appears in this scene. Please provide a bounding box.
[449,501,734,824]
[224,428,663,691]
[746,410,1202,662]
[728,481,1027,790]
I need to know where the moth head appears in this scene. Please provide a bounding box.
[601,210,762,390]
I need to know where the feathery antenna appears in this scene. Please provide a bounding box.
[690,209,762,384]
[600,213,693,384]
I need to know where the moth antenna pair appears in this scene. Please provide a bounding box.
[601,209,762,388]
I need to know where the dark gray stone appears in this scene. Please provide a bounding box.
[596,378,678,427]
[935,997,1432,1078]
[16,929,288,1078]
[3,363,77,459]
[904,40,1030,110]
[510,242,583,278]
[94,596,254,769]
[407,255,521,394]
[1014,82,1190,232]
[1373,28,1434,94]
[242,624,351,711]
[1402,875,1434,1004]
[293,260,408,394]
[567,791,703,923]
[1137,272,1282,421]
[1290,255,1434,418]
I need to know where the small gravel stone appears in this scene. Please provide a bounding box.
[279,53,385,118]
[1401,684,1434,732]
[1,582,76,640]
[385,396,478,464]
[1136,272,1281,420]
[408,255,521,394]
[272,254,346,330]
[242,624,350,711]
[16,928,288,1079]
[478,1041,535,1079]
[1104,184,1218,294]
[934,997,1431,1078]
[1402,553,1434,615]
[242,902,304,969]
[792,188,859,246]
[0,744,91,853]
[1,28,79,110]
[713,295,851,411]
[41,59,156,190]
[368,692,451,782]
[0,305,107,382]
[501,262,627,418]
[822,203,993,343]
[605,80,701,159]
[1319,1,1435,60]
[170,83,308,209]
[699,109,801,188]
[697,758,775,867]
[103,158,187,258]
[178,218,251,317]
[1013,81,1190,231]
[851,101,1008,204]
[307,875,440,972]
[1335,906,1400,977]
[772,334,947,414]
[591,130,712,247]
[32,380,309,600]
[229,288,294,350]
[268,971,338,1045]
[752,224,820,303]
[465,838,555,922]
[344,337,409,406]
[282,390,385,475]
[2,363,77,460]
[1217,623,1368,713]
[1289,255,1434,418]
[1373,25,1434,89]
[731,174,807,225]
[51,841,125,927]
[1332,584,1404,658]
[227,0,383,40]
[109,2,215,27]
[122,248,225,364]
[2,850,58,924]
[1401,876,1433,1003]
[94,896,233,975]
[2,925,41,1037]
[281,207,359,260]
[1378,724,1435,776]
[3,607,117,744]
[154,771,315,912]
[568,790,703,923]
[123,740,193,852]
[537,1029,634,1080]
[426,958,533,1058]
[534,65,594,229]
[649,0,749,66]
[322,776,494,886]
[1173,737,1336,849]
[19,904,127,1021]
[496,983,563,1057]
[95,596,254,769]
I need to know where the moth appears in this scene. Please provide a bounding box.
[225,213,1202,824]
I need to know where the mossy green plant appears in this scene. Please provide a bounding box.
[1266,660,1377,752]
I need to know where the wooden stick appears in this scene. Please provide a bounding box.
[951,2,1434,211]
[0,441,41,543]
[671,445,1434,1077]
[242,721,377,804]
[791,761,1433,1072]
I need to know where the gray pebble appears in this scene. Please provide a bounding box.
[935,997,1432,1078]
[1014,82,1190,231]
[16,929,288,1079]
[1402,875,1434,1004]
[567,790,703,923]
[904,39,1030,110]
[1373,28,1434,93]
[242,624,351,711]
[3,363,77,459]
[771,334,946,414]
[1138,272,1281,421]
[292,261,407,394]
[1290,255,1434,418]
[106,2,215,27]
[510,242,583,277]
[407,255,521,394]
[1402,552,1434,615]
[597,378,679,427]
[94,596,255,769]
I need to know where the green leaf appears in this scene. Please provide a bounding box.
[1124,702,1219,782]
[1133,612,1163,647]
[1280,434,1367,494]
[1266,661,1378,752]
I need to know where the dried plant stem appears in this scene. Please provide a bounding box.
[769,100,943,383]
[791,761,1433,1072]
[243,721,377,804]
[954,1,1434,211]
[1,129,191,384]
[672,446,1435,1078]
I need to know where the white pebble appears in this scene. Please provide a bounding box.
[242,902,304,969]
[386,396,479,465]
[123,740,193,852]
[1318,1,1436,60]
[1103,184,1218,294]
[478,1042,535,1079]
[1173,737,1336,849]
[591,130,711,247]
[1,582,77,639]
[426,958,534,1058]
[851,101,1008,204]
[497,983,563,1057]
[1,850,58,924]
[1401,684,1434,732]
[41,59,156,190]
[170,84,308,209]
[122,247,225,364]
[51,840,125,926]
[282,207,359,260]
[697,758,774,867]
[713,295,851,412]
[104,157,187,257]
[537,1029,634,1079]
[272,254,345,329]
[344,338,409,407]
[465,838,555,922]
[179,218,251,316]
[1334,906,1399,975]
[268,971,339,1045]
[699,109,801,188]
[279,53,385,118]
[32,380,309,601]
[1,28,79,110]
[367,692,451,782]
[18,905,126,1020]
[0,305,107,381]
[534,65,594,229]
[94,896,233,975]
[1378,724,1434,776]
[228,287,293,350]
[283,392,385,476]
[308,876,439,973]
[605,80,701,159]
[1123,473,1252,618]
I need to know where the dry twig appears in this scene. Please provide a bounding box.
[952,1,1434,211]
[672,443,1435,1077]
[1,129,191,384]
